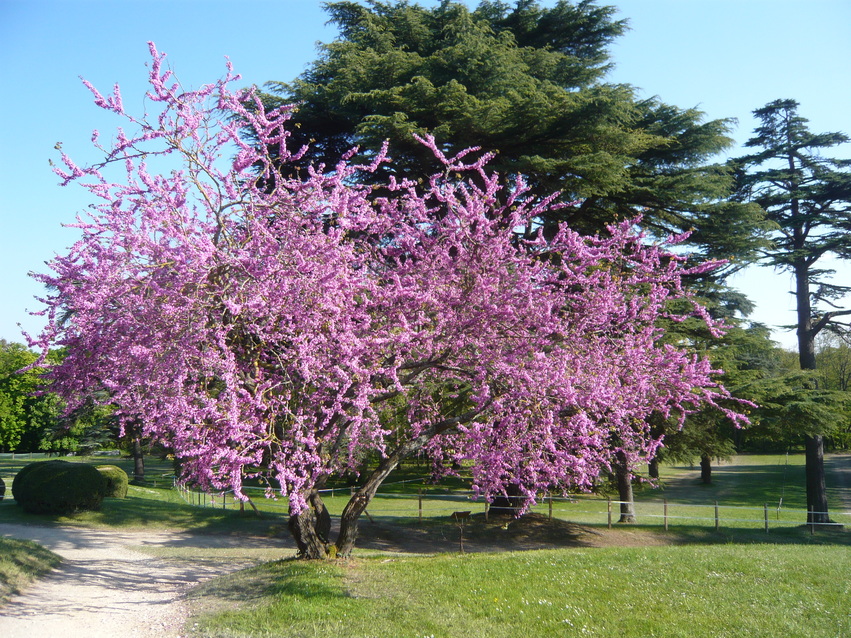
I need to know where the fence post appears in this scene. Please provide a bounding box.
[714,501,719,531]
[764,503,769,533]
[418,488,422,523]
[607,498,612,529]
[664,499,668,531]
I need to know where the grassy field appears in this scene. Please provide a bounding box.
[186,545,851,638]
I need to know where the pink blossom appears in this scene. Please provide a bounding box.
[32,45,747,530]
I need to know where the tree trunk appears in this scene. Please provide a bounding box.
[805,434,831,525]
[648,458,659,480]
[700,454,712,485]
[288,490,332,559]
[615,455,636,524]
[490,484,528,517]
[334,406,488,557]
[132,436,145,483]
[795,260,833,525]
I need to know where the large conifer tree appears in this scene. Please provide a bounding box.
[258,0,765,267]
[734,98,851,525]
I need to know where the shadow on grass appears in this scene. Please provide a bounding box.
[0,490,285,538]
[645,463,807,508]
[189,558,348,605]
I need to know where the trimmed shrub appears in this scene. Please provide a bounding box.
[0,476,5,500]
[11,461,44,499]
[13,460,107,514]
[96,464,129,498]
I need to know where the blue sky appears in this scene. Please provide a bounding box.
[1,0,849,349]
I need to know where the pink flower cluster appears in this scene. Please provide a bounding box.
[32,44,746,512]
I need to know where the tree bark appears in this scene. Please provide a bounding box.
[614,454,636,523]
[805,434,831,525]
[700,454,712,485]
[132,436,145,483]
[795,259,833,525]
[288,490,332,559]
[490,484,528,517]
[648,458,659,480]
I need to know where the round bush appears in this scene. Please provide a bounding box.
[11,461,45,499]
[13,460,107,514]
[96,464,129,498]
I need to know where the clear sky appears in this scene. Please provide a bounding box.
[1,0,849,349]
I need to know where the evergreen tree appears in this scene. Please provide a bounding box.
[733,98,851,524]
[258,0,765,266]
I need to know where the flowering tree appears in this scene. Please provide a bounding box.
[32,44,745,558]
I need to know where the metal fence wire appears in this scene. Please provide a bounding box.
[173,480,850,533]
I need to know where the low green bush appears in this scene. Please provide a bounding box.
[13,460,107,514]
[96,464,129,498]
[0,476,5,500]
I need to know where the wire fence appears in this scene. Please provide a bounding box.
[173,478,851,533]
[1,455,847,532]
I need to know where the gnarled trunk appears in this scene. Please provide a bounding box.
[288,490,332,559]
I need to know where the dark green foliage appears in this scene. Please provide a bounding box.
[12,460,107,514]
[0,476,5,500]
[96,464,129,498]
[256,0,767,268]
[733,98,851,355]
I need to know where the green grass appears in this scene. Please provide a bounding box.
[2,453,850,636]
[187,545,851,638]
[2,452,849,532]
[643,453,810,507]
[0,537,62,604]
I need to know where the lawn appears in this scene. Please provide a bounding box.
[186,544,851,638]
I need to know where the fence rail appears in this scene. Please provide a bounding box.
[173,480,850,533]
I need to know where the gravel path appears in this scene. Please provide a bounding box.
[0,523,293,638]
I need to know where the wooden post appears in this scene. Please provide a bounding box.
[607,498,612,529]
[664,499,668,531]
[764,503,769,533]
[714,501,719,531]
[418,489,423,523]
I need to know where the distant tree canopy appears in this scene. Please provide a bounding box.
[257,0,766,271]
[0,340,60,453]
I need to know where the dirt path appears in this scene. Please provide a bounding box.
[0,523,293,638]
